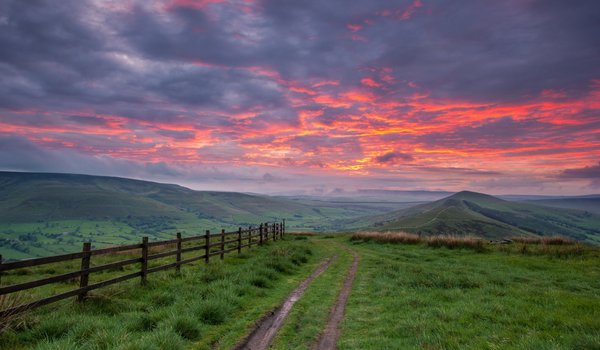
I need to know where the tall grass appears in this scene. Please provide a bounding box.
[351,231,421,244]
[351,231,485,251]
[0,293,26,334]
[426,235,485,251]
[511,236,575,245]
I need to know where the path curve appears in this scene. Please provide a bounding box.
[233,255,338,350]
[313,249,359,350]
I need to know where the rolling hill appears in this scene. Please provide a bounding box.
[356,191,600,243]
[0,171,385,259]
[524,196,600,215]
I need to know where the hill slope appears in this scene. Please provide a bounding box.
[0,172,378,259]
[357,191,600,242]
[524,196,600,215]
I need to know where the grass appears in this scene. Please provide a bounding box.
[351,231,421,244]
[352,231,486,251]
[270,238,353,349]
[3,233,599,349]
[511,236,576,245]
[340,235,600,349]
[352,191,600,244]
[0,238,326,350]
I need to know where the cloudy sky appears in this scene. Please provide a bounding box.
[0,0,599,195]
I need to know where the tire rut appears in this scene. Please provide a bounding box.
[313,249,359,350]
[232,255,338,350]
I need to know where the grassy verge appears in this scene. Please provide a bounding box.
[339,235,600,349]
[0,238,325,350]
[270,238,354,349]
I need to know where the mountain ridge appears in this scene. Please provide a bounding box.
[356,191,600,243]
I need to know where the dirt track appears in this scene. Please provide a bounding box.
[233,256,338,350]
[313,249,359,350]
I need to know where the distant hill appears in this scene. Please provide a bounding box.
[357,191,600,243]
[0,171,316,224]
[0,171,384,259]
[524,196,600,215]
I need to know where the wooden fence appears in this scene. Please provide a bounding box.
[0,220,285,318]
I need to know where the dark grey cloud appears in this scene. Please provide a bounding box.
[375,151,414,164]
[2,0,598,118]
[156,129,196,140]
[558,162,600,185]
[417,117,551,149]
[66,116,111,126]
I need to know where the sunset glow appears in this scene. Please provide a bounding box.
[0,0,598,194]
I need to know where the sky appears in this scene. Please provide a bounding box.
[0,0,599,195]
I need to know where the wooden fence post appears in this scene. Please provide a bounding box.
[265,223,269,242]
[205,230,210,263]
[0,254,2,285]
[274,223,278,241]
[248,226,252,248]
[220,229,225,260]
[77,242,91,302]
[238,227,242,253]
[259,224,263,245]
[176,232,182,273]
[283,219,286,238]
[141,237,148,285]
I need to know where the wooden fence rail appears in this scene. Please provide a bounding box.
[0,220,285,318]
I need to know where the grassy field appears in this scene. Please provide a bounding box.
[0,238,331,350]
[2,234,599,349]
[340,236,600,349]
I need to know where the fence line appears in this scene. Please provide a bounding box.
[0,220,286,318]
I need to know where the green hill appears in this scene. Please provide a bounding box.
[358,191,600,243]
[525,196,600,215]
[0,172,375,259]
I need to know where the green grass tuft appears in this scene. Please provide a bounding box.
[170,315,201,340]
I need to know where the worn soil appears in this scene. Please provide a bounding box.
[233,255,338,350]
[313,249,359,350]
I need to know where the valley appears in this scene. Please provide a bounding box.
[1,172,600,260]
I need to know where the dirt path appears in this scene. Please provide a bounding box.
[233,255,338,350]
[313,249,359,350]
